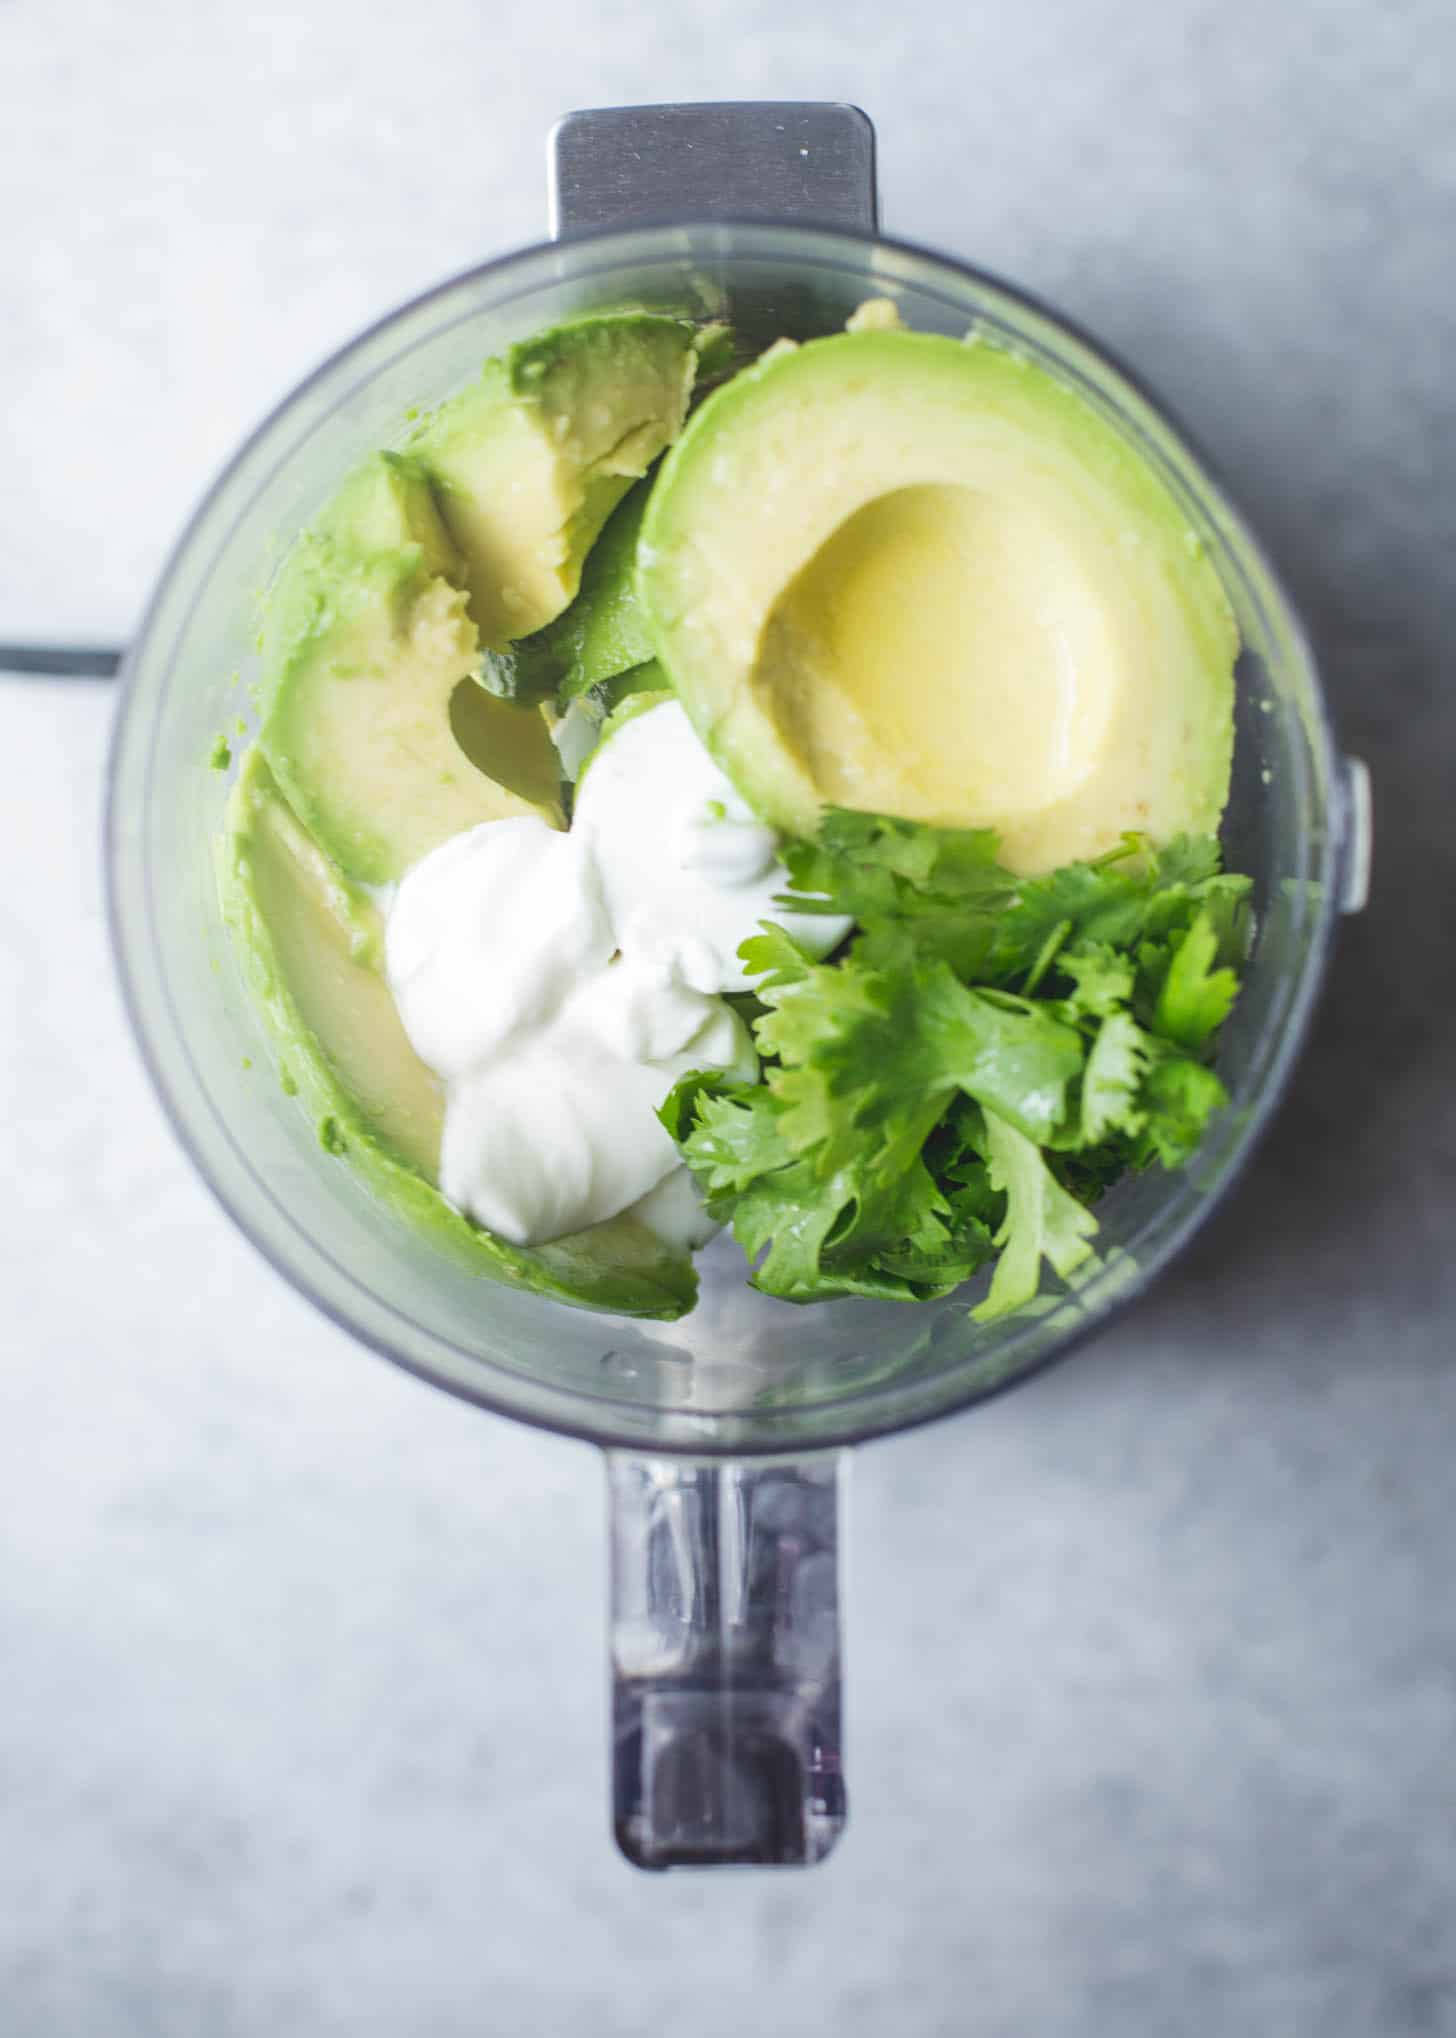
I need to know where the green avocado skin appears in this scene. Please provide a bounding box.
[220,757,698,1323]
[480,479,657,706]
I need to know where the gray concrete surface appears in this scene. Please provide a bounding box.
[2,0,1454,2031]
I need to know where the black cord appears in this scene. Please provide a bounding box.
[0,644,123,678]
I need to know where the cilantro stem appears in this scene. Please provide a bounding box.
[1022,917,1072,995]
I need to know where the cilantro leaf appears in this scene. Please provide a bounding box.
[780,808,1011,919]
[657,1068,747,1147]
[749,949,1084,1147]
[664,1081,792,1193]
[1150,834,1225,888]
[870,1170,998,1292]
[1055,942,1137,1020]
[720,1157,848,1298]
[1081,1011,1151,1142]
[667,1061,951,1303]
[777,809,1012,977]
[990,833,1249,987]
[1137,1056,1229,1167]
[736,919,817,992]
[1153,909,1241,1051]
[971,1113,1100,1322]
[871,1234,996,1292]
[988,860,1151,979]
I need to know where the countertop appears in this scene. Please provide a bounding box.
[2,2,1453,2032]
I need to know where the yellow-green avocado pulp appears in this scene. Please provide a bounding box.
[638,328,1238,872]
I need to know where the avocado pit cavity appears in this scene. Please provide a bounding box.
[755,481,1117,833]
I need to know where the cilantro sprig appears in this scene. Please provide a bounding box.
[662,811,1252,1320]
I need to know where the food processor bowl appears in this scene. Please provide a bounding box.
[107,103,1369,1867]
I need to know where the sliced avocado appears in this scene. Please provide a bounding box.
[260,451,564,885]
[481,479,656,706]
[411,313,697,647]
[225,748,443,1173]
[690,320,738,387]
[638,329,1238,873]
[221,751,698,1320]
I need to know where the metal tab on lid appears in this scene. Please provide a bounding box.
[1336,754,1373,914]
[549,102,878,239]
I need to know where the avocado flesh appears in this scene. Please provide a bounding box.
[222,751,698,1320]
[411,314,697,647]
[638,330,1238,872]
[226,749,444,1174]
[481,478,656,706]
[260,451,564,885]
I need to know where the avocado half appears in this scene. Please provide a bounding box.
[637,329,1238,871]
[260,451,566,886]
[411,313,698,647]
[260,314,700,886]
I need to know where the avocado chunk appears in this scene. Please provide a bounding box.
[638,329,1238,872]
[481,479,656,706]
[260,451,565,885]
[221,751,698,1320]
[224,748,444,1174]
[411,312,698,647]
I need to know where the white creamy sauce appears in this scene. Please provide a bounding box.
[384,699,849,1248]
[571,699,849,993]
[387,818,612,1081]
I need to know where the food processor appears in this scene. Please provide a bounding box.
[104,102,1371,1868]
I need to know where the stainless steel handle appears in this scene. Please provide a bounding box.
[549,102,878,239]
[608,1452,847,1870]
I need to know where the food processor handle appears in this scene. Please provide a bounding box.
[549,101,879,237]
[606,1451,847,1869]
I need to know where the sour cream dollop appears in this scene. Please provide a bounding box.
[385,699,849,1247]
[572,699,848,991]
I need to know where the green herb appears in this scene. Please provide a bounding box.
[664,813,1251,1319]
[1152,910,1241,1050]
[972,1113,1099,1321]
